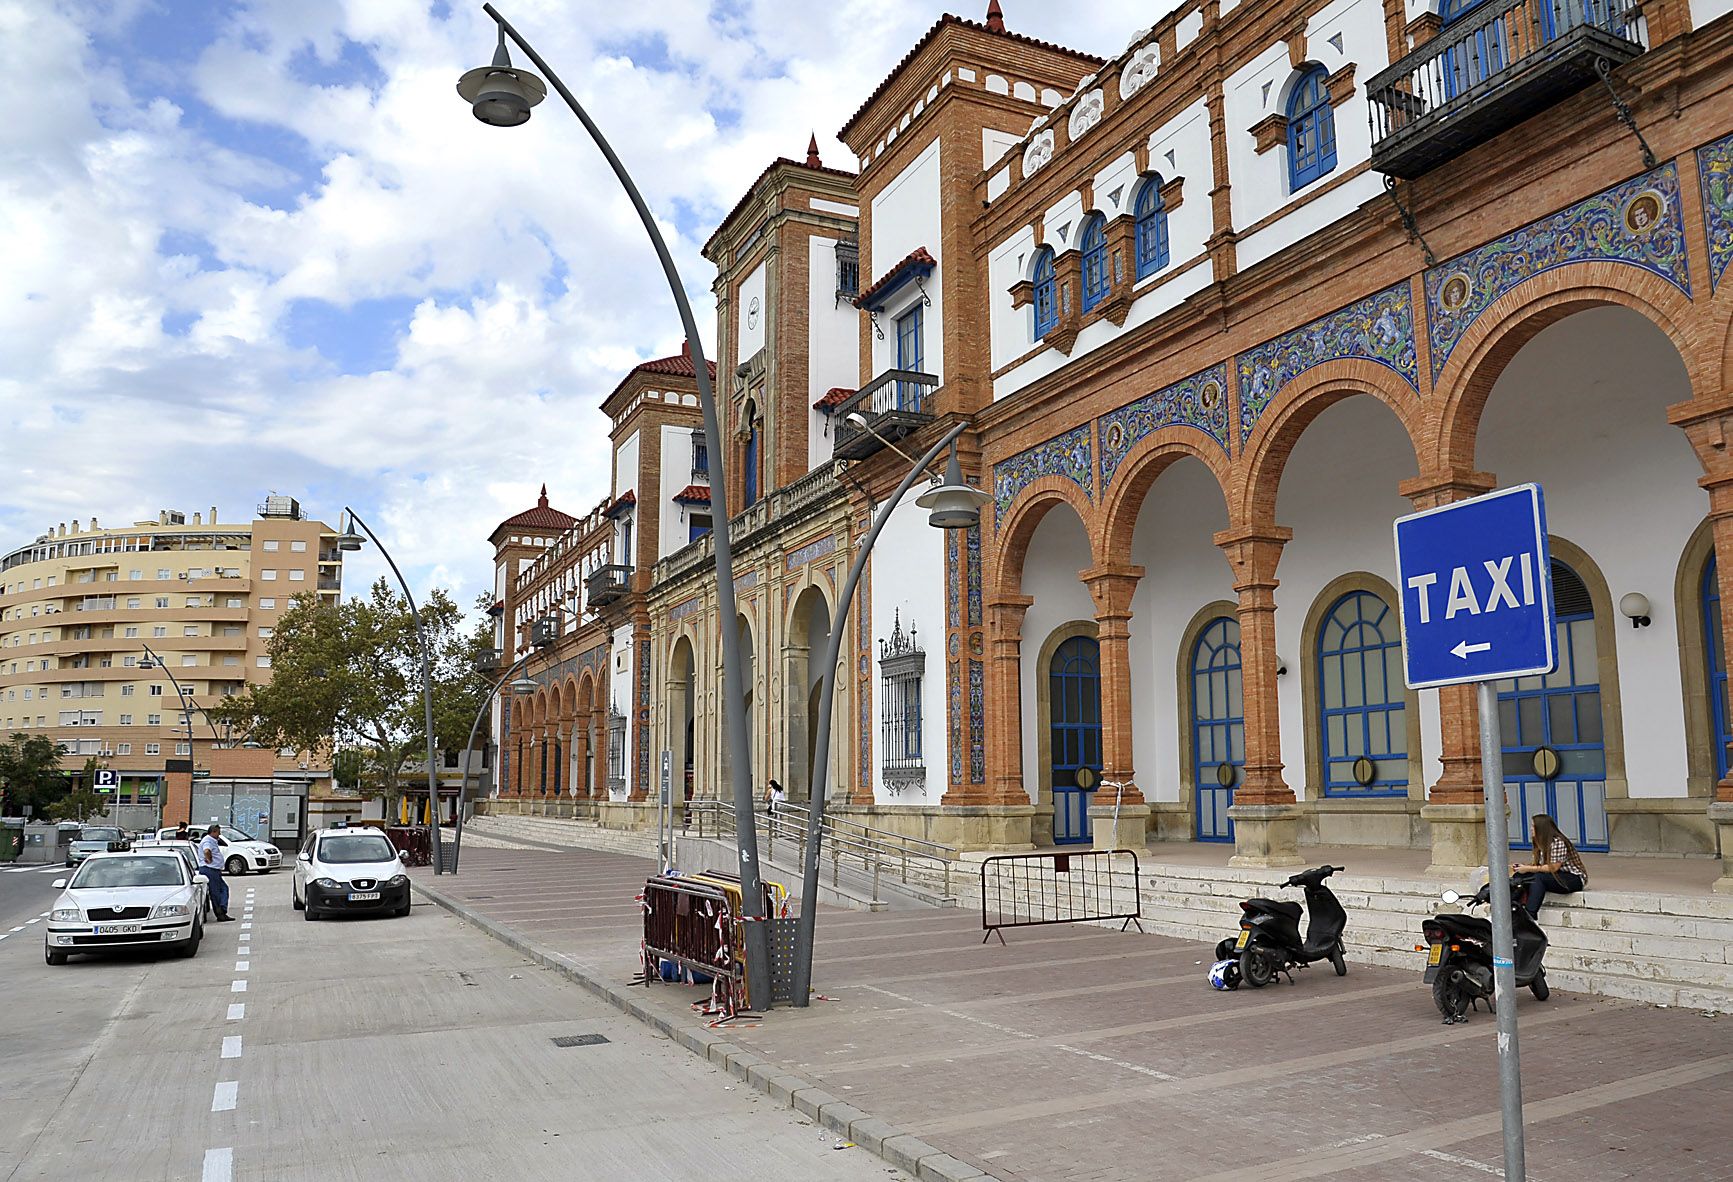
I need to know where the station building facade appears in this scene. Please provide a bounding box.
[490,0,1733,888]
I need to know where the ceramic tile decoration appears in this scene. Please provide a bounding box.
[1426,162,1689,381]
[1698,135,1733,292]
[992,423,1094,524]
[946,530,961,630]
[1099,363,1229,489]
[787,534,838,569]
[1237,282,1417,441]
[966,526,983,628]
[969,659,986,784]
[949,658,963,783]
[669,596,702,623]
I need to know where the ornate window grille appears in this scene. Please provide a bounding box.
[878,611,925,794]
[606,706,627,793]
[835,240,860,303]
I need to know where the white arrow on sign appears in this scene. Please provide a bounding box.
[1451,640,1493,659]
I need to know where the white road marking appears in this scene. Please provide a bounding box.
[38,866,65,873]
[230,980,247,993]
[221,1036,242,1059]
[26,918,41,925]
[211,1081,237,1112]
[240,923,252,930]
[3,865,37,873]
[0,933,9,940]
[8,926,22,933]
[235,961,249,972]
[227,1003,245,1020]
[201,1148,233,1182]
[1418,1149,1507,1176]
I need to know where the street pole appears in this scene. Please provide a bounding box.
[1477,679,1527,1180]
[790,421,969,1006]
[452,648,537,874]
[477,5,770,1003]
[343,510,444,875]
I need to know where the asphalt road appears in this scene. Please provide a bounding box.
[0,860,76,937]
[0,869,908,1181]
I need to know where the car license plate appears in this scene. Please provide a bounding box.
[1427,943,1443,966]
[348,891,381,902]
[1234,929,1250,951]
[93,924,141,935]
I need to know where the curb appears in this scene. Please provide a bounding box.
[412,877,990,1182]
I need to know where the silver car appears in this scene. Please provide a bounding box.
[45,850,204,964]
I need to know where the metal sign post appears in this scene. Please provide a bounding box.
[659,750,673,875]
[1395,483,1555,1182]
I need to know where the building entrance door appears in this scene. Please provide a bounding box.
[1048,636,1101,846]
[1192,617,1244,843]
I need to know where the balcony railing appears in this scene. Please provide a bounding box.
[1367,0,1645,179]
[653,461,846,586]
[585,564,632,608]
[832,369,939,461]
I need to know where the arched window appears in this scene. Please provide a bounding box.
[1049,635,1101,845]
[1286,65,1337,189]
[1317,591,1407,796]
[1032,249,1057,339]
[1079,215,1109,312]
[1134,177,1169,280]
[742,403,761,507]
[1191,616,1243,842]
[1704,556,1731,782]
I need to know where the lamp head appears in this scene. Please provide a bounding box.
[1618,591,1652,629]
[335,512,366,552]
[844,411,870,430]
[457,30,547,128]
[137,656,158,670]
[508,677,540,694]
[916,444,989,530]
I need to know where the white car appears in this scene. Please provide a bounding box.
[129,840,214,917]
[45,849,204,964]
[155,826,282,875]
[292,826,412,920]
[66,825,127,866]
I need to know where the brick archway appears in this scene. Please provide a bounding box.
[1098,430,1233,558]
[989,476,1099,601]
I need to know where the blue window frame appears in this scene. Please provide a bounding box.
[1705,555,1731,782]
[688,514,712,544]
[743,410,760,507]
[1049,635,1101,846]
[1192,617,1244,842]
[1286,65,1337,189]
[895,304,925,410]
[1032,249,1057,339]
[1080,216,1109,312]
[619,519,633,568]
[691,437,709,477]
[1134,178,1169,280]
[1317,591,1408,796]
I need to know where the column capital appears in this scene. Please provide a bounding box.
[985,592,1035,630]
[1213,525,1291,591]
[1398,469,1497,509]
[1080,564,1145,620]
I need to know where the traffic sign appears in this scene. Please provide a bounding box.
[94,769,119,790]
[1393,483,1555,691]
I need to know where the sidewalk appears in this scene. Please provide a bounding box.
[416,845,1733,1182]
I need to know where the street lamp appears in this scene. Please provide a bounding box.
[450,628,552,873]
[460,5,772,1003]
[336,508,447,874]
[790,423,987,1005]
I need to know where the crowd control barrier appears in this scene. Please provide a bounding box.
[980,849,1143,944]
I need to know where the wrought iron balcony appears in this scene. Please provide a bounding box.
[585,564,632,607]
[1366,0,1645,180]
[832,369,939,461]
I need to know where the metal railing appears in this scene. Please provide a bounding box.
[652,461,847,585]
[685,798,958,908]
[1366,0,1644,177]
[979,849,1143,944]
[585,563,632,606]
[831,370,939,460]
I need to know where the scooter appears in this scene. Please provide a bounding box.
[1420,876,1550,1023]
[1213,865,1348,988]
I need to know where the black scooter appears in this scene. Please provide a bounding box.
[1214,865,1348,988]
[1420,877,1550,1022]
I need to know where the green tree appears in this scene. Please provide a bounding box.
[209,578,483,803]
[0,732,68,816]
[49,759,104,823]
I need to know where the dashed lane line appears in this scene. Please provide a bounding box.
[235,961,249,971]
[230,980,247,992]
[211,1081,237,1112]
[227,1003,244,1020]
[201,1148,233,1182]
[221,1036,242,1059]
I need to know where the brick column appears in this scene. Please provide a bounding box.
[1214,524,1301,866]
[1082,566,1149,850]
[1401,470,1499,874]
[983,593,1034,807]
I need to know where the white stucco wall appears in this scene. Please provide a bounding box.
[807,235,859,471]
[1692,0,1733,28]
[658,423,695,559]
[869,137,944,383]
[868,495,949,803]
[1017,507,1098,806]
[736,260,768,361]
[611,622,635,800]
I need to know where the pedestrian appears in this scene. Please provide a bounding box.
[198,823,233,921]
[173,820,190,841]
[1511,813,1588,917]
[765,778,786,817]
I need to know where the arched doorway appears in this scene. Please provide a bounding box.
[1497,559,1607,850]
[1048,635,1102,845]
[1191,616,1244,842]
[788,587,832,804]
[669,637,697,807]
[1704,555,1731,782]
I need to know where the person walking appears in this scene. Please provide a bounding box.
[173,821,190,841]
[198,824,233,921]
[1512,813,1588,917]
[764,778,786,817]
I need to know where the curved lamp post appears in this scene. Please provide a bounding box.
[138,646,221,813]
[450,641,543,873]
[335,509,447,873]
[790,427,988,1004]
[460,6,771,999]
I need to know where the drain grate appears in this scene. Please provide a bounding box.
[551,1034,610,1048]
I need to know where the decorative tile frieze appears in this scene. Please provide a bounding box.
[992,424,1094,524]
[968,659,986,784]
[966,526,982,628]
[787,533,838,569]
[1426,162,1689,381]
[1237,282,1417,441]
[669,597,702,624]
[1099,363,1229,487]
[1698,135,1733,292]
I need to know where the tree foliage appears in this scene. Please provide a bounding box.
[209,578,491,799]
[49,760,105,823]
[0,732,68,816]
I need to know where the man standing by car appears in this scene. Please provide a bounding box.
[199,824,233,921]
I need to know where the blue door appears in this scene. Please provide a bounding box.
[1049,636,1101,846]
[1497,561,1608,851]
[1192,617,1244,842]
[1704,555,1731,781]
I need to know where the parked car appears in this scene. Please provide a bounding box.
[45,849,204,964]
[129,840,212,917]
[292,826,411,920]
[66,826,128,866]
[154,826,282,875]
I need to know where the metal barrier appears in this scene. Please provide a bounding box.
[979,850,1143,944]
[639,872,797,1017]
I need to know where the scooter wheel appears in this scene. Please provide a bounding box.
[1330,944,1348,977]
[1530,970,1550,1001]
[1432,970,1472,1020]
[1214,937,1237,962]
[1240,945,1276,989]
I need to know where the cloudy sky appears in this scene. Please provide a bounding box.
[1,0,1161,608]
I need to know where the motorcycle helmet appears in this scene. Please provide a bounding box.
[1209,958,1242,991]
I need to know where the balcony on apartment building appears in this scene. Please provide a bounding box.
[831,369,939,462]
[1367,0,1645,179]
[585,564,633,607]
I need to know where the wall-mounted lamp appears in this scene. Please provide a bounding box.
[1276,654,1291,678]
[1618,592,1652,629]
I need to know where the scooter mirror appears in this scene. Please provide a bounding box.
[1441,890,1462,905]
